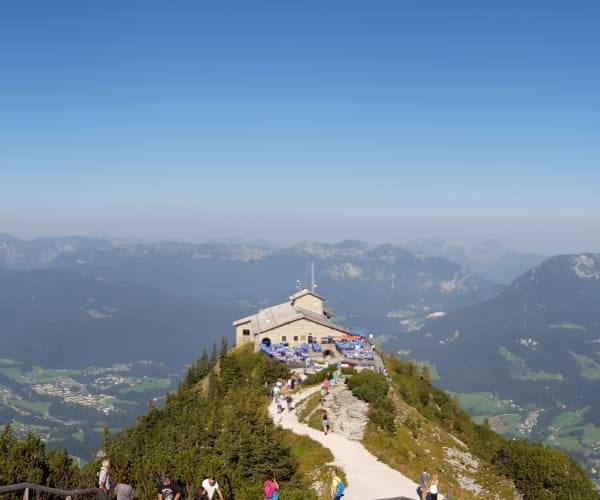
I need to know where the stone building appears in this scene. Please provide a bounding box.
[234,288,350,351]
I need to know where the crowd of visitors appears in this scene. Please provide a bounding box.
[97,463,226,500]
[271,373,303,413]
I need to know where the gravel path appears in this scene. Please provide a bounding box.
[269,385,419,500]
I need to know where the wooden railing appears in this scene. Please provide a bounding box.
[0,483,99,499]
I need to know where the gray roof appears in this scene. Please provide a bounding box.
[233,297,349,336]
[289,288,324,303]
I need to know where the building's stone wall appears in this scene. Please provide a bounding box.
[233,291,345,351]
[235,321,253,347]
[256,318,343,350]
[292,293,324,315]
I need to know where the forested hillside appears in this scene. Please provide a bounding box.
[97,342,325,499]
[1,343,598,499]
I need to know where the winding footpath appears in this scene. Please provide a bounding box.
[269,385,419,500]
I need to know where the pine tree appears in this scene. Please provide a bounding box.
[220,336,229,359]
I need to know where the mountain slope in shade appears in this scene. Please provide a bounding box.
[381,254,600,484]
[0,269,246,368]
[395,254,600,389]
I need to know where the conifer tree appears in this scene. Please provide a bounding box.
[46,448,77,490]
[220,336,229,359]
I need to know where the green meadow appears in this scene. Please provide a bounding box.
[8,399,51,417]
[498,346,563,381]
[570,352,600,380]
[548,322,587,331]
[453,392,507,416]
[118,377,171,394]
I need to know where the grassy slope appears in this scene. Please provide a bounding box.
[298,369,516,498]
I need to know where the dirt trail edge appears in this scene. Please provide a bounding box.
[269,385,419,500]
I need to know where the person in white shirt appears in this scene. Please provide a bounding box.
[201,476,224,500]
[98,459,111,500]
[429,474,439,500]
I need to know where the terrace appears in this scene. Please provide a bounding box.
[261,332,375,367]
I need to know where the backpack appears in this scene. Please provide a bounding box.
[335,479,345,497]
[264,480,276,499]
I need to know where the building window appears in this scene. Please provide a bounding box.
[242,329,250,336]
[281,336,287,342]
[293,336,299,341]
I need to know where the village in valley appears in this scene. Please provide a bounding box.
[0,358,179,458]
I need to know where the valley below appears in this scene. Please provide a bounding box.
[0,357,186,463]
[2,235,600,492]
[450,389,600,488]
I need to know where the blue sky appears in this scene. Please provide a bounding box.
[1,1,599,253]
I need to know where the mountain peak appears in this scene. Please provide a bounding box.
[569,254,600,279]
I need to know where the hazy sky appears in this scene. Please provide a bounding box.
[1,1,599,254]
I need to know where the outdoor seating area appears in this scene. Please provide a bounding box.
[260,331,375,367]
[260,342,311,364]
[334,338,375,361]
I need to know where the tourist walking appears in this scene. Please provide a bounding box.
[114,473,133,500]
[97,459,111,500]
[263,473,279,500]
[322,409,329,435]
[417,467,428,499]
[201,476,224,500]
[275,393,284,414]
[193,487,209,500]
[429,474,439,500]
[319,386,327,406]
[330,469,345,500]
[158,475,182,500]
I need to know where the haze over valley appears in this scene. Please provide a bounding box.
[2,1,600,495]
[1,232,600,486]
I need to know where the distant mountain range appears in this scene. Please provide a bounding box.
[0,233,508,367]
[4,235,502,312]
[3,233,600,482]
[0,234,565,375]
[0,233,118,269]
[402,237,546,283]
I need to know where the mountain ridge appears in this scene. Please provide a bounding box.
[0,268,246,367]
[403,237,546,284]
[382,253,600,485]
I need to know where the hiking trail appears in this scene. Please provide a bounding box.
[269,383,419,500]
